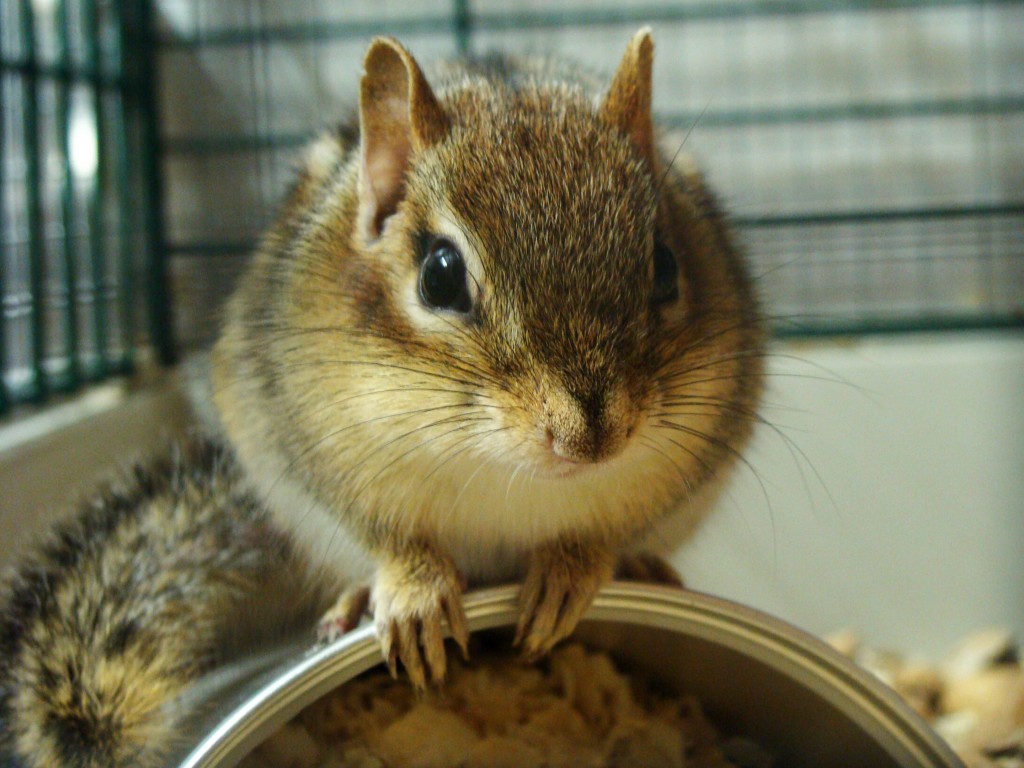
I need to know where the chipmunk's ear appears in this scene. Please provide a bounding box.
[599,28,655,169]
[358,37,449,240]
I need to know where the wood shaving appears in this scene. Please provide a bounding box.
[238,642,772,768]
[827,628,1024,768]
[240,625,1024,767]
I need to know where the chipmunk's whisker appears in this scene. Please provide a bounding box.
[637,435,693,487]
[652,418,776,532]
[420,425,512,483]
[346,417,494,507]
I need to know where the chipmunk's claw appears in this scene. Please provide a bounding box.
[515,544,614,662]
[376,619,400,678]
[317,583,371,644]
[371,554,468,689]
[442,595,470,661]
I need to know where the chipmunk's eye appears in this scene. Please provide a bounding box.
[652,240,679,305]
[420,238,471,312]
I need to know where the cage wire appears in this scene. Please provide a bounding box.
[157,0,1023,350]
[2,0,1023,411]
[0,0,167,413]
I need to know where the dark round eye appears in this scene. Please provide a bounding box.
[652,240,679,305]
[419,238,471,312]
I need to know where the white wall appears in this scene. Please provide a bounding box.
[674,331,1024,656]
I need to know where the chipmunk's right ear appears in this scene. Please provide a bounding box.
[358,37,450,240]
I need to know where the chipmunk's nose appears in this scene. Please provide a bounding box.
[543,385,635,464]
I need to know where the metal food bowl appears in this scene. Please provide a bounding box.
[173,583,963,768]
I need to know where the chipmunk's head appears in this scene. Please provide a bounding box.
[215,30,762,539]
[337,30,746,474]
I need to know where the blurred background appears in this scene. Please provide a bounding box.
[1,0,1022,655]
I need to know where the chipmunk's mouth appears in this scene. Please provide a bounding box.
[544,454,593,479]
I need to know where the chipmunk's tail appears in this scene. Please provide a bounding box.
[0,619,188,767]
[0,437,326,768]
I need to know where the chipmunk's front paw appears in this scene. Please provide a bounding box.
[371,552,469,689]
[514,543,615,662]
[317,583,371,644]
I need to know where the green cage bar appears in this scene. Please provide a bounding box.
[111,0,135,373]
[453,0,472,56]
[19,0,46,402]
[0,8,7,413]
[133,0,175,366]
[56,0,82,390]
[83,0,109,378]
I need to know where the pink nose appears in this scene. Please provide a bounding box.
[542,384,637,465]
[545,428,588,463]
[544,417,636,464]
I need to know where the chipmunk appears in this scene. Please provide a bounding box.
[0,29,764,768]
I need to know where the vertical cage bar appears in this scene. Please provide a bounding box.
[56,0,81,388]
[132,0,175,364]
[19,0,46,401]
[969,0,995,306]
[453,0,472,57]
[83,0,109,377]
[0,11,7,413]
[110,0,134,372]
[252,1,272,208]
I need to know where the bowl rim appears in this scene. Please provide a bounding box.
[178,582,964,768]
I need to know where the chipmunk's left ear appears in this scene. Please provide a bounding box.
[359,37,450,240]
[599,28,655,169]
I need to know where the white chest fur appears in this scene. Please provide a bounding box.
[236,424,718,587]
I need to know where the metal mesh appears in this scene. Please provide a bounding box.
[3,2,1022,412]
[155,0,1023,349]
[0,0,166,412]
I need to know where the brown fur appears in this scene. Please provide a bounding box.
[0,30,764,767]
